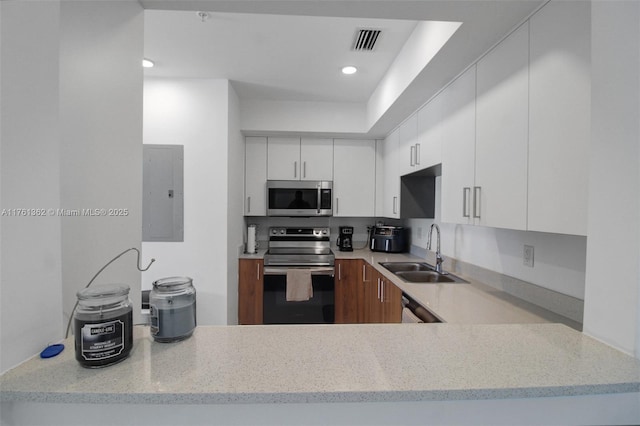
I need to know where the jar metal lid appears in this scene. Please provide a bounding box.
[77,284,130,300]
[152,276,193,289]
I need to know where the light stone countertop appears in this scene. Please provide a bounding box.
[1,324,639,404]
[332,248,581,329]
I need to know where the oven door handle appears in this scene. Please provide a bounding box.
[263,267,335,276]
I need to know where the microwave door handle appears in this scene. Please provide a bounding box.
[317,186,321,214]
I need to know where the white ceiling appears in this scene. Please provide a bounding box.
[144,11,419,102]
[141,0,546,134]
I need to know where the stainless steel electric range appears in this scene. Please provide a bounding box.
[262,227,335,324]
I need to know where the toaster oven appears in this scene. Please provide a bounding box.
[370,226,408,253]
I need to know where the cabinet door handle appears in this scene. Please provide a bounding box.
[294,161,297,178]
[338,263,342,281]
[247,196,251,213]
[381,280,385,303]
[462,188,470,218]
[415,143,420,166]
[410,145,416,167]
[362,265,367,283]
[303,161,307,178]
[473,186,481,219]
[393,196,398,215]
[377,278,381,300]
[256,263,260,281]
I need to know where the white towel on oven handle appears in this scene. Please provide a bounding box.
[286,269,313,301]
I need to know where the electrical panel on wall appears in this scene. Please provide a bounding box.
[143,144,184,242]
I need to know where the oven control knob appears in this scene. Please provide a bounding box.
[280,229,285,234]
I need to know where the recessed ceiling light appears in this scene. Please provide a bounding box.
[142,58,155,68]
[342,66,357,75]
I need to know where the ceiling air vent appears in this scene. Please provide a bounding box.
[352,29,381,51]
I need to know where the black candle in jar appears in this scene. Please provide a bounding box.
[74,284,133,368]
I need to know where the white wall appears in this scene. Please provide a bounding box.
[583,1,640,358]
[0,0,144,373]
[0,1,63,374]
[142,78,232,325]
[240,99,368,136]
[58,1,144,328]
[407,179,587,300]
[367,20,461,129]
[226,84,244,325]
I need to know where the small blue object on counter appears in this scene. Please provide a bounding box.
[40,344,64,359]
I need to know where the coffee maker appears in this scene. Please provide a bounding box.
[337,226,354,252]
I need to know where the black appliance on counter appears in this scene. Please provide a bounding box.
[337,226,354,252]
[370,225,408,253]
[262,227,335,324]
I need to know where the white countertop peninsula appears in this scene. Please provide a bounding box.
[2,250,638,425]
[1,324,639,425]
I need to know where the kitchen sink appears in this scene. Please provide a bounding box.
[379,262,468,284]
[378,262,433,273]
[395,271,455,283]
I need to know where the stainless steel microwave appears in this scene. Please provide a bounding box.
[267,180,333,216]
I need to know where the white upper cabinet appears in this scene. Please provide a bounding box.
[416,93,444,171]
[333,139,376,217]
[398,99,444,177]
[440,66,477,225]
[300,138,333,181]
[245,137,267,216]
[475,22,529,231]
[385,1,590,234]
[267,137,333,181]
[267,137,300,180]
[398,113,418,176]
[528,1,590,236]
[381,129,401,219]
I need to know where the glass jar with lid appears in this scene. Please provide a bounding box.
[149,276,196,342]
[74,284,133,368]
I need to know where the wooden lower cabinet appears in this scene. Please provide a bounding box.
[381,274,402,323]
[365,268,383,323]
[238,258,263,325]
[362,261,377,323]
[334,259,363,324]
[336,259,402,324]
[365,269,402,323]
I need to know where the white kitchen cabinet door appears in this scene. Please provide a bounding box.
[267,137,300,180]
[398,113,418,176]
[382,130,400,219]
[333,139,376,217]
[417,89,444,171]
[440,66,477,225]
[475,22,529,231]
[300,138,333,181]
[245,137,267,216]
[528,1,590,236]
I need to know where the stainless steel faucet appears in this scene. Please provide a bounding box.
[427,223,445,274]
